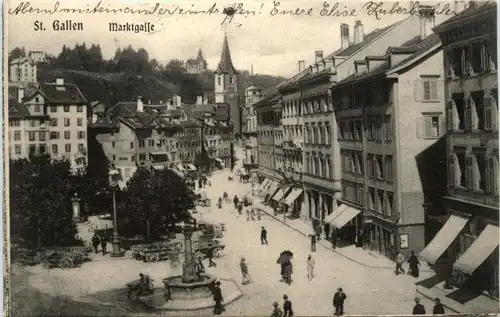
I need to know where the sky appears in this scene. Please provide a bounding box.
[7,0,460,77]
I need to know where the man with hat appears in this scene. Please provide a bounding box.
[432,298,445,314]
[333,287,347,315]
[271,301,283,317]
[283,294,293,317]
[412,297,426,315]
[212,281,224,315]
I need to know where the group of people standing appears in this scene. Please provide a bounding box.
[412,297,445,315]
[91,233,108,255]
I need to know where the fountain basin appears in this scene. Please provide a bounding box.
[163,274,216,300]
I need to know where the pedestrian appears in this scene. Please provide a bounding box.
[283,260,293,285]
[198,179,203,189]
[271,301,283,317]
[208,180,212,187]
[309,234,317,252]
[246,208,250,221]
[233,195,239,209]
[412,297,426,315]
[240,257,251,285]
[91,233,100,254]
[196,256,206,273]
[250,209,256,221]
[407,251,421,278]
[261,226,268,245]
[355,229,364,247]
[237,203,243,215]
[100,235,108,255]
[395,252,406,275]
[331,228,338,249]
[257,209,261,220]
[323,222,330,242]
[333,287,347,316]
[314,223,322,241]
[432,298,445,314]
[212,281,224,315]
[207,248,216,267]
[283,294,294,317]
[218,197,223,209]
[306,254,315,280]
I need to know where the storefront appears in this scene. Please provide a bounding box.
[284,187,304,217]
[303,187,337,222]
[326,202,363,245]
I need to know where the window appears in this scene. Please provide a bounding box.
[50,118,57,126]
[50,105,57,113]
[417,115,443,138]
[217,76,221,86]
[449,95,466,130]
[65,144,71,153]
[64,131,70,139]
[383,116,392,141]
[34,105,40,112]
[368,187,375,210]
[77,118,83,126]
[131,155,135,162]
[229,76,233,84]
[149,140,155,147]
[421,80,438,101]
[14,132,21,141]
[78,144,85,153]
[39,131,46,141]
[15,145,21,154]
[139,153,146,161]
[376,155,384,179]
[50,132,59,139]
[78,131,85,139]
[64,118,70,126]
[111,141,116,147]
[385,192,394,216]
[376,190,384,212]
[112,155,116,161]
[384,156,393,181]
[139,140,145,147]
[29,132,36,141]
[29,145,36,155]
[77,105,83,112]
[367,154,375,178]
[52,144,58,154]
[64,105,70,112]
[130,142,134,149]
[454,149,467,187]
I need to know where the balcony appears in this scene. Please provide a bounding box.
[282,140,303,151]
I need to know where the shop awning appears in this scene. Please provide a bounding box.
[266,182,279,197]
[453,224,499,274]
[214,157,223,163]
[272,186,291,202]
[260,178,270,188]
[419,214,469,264]
[284,188,303,206]
[324,204,348,224]
[152,165,165,171]
[177,164,185,171]
[171,168,184,178]
[263,180,274,192]
[330,206,362,229]
[150,151,168,156]
[186,164,197,171]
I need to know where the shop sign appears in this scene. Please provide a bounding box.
[400,233,409,249]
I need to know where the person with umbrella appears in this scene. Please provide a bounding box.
[283,259,293,285]
[277,251,293,281]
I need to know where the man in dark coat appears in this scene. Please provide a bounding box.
[412,297,426,314]
[407,251,421,277]
[283,294,293,317]
[100,235,108,255]
[91,234,100,254]
[212,281,224,315]
[432,298,445,314]
[323,222,330,242]
[233,195,239,210]
[333,287,347,315]
[309,234,317,252]
[261,226,268,245]
[331,228,337,249]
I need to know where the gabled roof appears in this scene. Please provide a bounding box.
[186,48,208,66]
[10,57,34,65]
[182,103,215,121]
[28,83,88,104]
[8,99,30,119]
[88,116,120,129]
[433,1,496,33]
[214,103,230,121]
[215,35,238,74]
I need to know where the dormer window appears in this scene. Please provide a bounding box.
[217,76,222,86]
[229,76,233,84]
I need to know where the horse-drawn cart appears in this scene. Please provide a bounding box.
[196,192,211,207]
[135,241,183,263]
[194,240,225,258]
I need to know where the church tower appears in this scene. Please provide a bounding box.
[215,34,242,136]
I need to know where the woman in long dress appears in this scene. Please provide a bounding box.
[407,251,421,278]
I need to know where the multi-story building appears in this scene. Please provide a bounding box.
[28,50,46,63]
[8,79,88,172]
[10,57,37,83]
[330,5,448,257]
[242,85,263,168]
[420,2,498,298]
[215,34,243,137]
[185,49,207,74]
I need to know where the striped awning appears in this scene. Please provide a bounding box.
[453,224,499,274]
[330,206,362,229]
[324,204,348,224]
[272,186,291,202]
[284,188,303,206]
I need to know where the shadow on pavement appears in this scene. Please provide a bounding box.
[416,274,445,289]
[446,287,485,305]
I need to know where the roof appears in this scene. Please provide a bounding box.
[8,99,30,119]
[88,116,120,129]
[433,2,496,33]
[29,83,88,104]
[215,35,238,74]
[253,93,280,109]
[214,103,230,121]
[182,103,215,120]
[10,57,34,65]
[246,85,261,91]
[186,48,207,66]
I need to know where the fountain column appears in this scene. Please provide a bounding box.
[182,230,198,283]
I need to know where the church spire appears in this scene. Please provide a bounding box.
[215,34,238,75]
[197,48,204,60]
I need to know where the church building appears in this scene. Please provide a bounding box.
[185,49,207,74]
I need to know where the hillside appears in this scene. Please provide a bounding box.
[37,68,286,107]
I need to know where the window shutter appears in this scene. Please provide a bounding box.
[436,80,444,101]
[464,98,472,130]
[414,80,423,102]
[431,81,439,101]
[446,100,455,131]
[416,117,425,138]
[447,55,455,78]
[439,116,446,136]
[448,154,456,187]
[466,156,475,189]
[489,96,498,130]
[484,96,492,130]
[424,117,433,137]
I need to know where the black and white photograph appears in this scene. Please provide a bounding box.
[4,0,499,316]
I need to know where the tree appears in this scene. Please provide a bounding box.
[118,167,195,238]
[9,47,26,62]
[10,155,77,247]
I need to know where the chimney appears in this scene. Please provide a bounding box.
[324,59,334,70]
[340,24,350,50]
[137,96,144,112]
[453,0,468,14]
[298,60,305,72]
[196,96,203,104]
[418,5,436,38]
[55,78,64,85]
[315,51,324,64]
[18,88,25,103]
[353,20,364,44]
[354,60,367,74]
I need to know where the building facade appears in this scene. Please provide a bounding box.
[28,50,46,63]
[185,49,207,74]
[8,79,88,173]
[243,85,263,167]
[421,2,498,298]
[10,57,37,83]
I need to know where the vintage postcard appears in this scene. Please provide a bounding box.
[4,0,499,316]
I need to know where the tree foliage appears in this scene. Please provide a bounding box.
[10,155,77,247]
[117,168,195,238]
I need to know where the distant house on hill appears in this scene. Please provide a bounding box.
[10,57,37,83]
[185,49,207,74]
